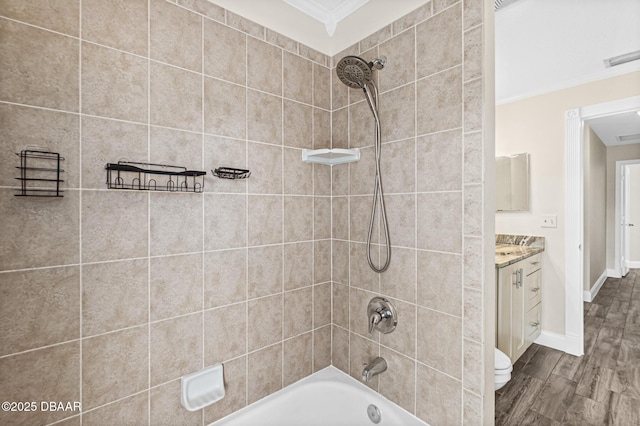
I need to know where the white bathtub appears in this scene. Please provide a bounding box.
[210,366,429,426]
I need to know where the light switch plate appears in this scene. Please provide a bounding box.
[541,215,557,228]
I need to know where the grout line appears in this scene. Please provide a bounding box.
[77,1,83,423]
[146,1,152,423]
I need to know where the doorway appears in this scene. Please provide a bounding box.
[616,161,640,276]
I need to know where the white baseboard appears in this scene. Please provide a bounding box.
[627,260,640,269]
[583,270,607,302]
[534,330,583,356]
[607,268,622,278]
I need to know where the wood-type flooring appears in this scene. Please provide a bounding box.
[495,269,640,425]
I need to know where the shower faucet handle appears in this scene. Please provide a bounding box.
[367,297,397,334]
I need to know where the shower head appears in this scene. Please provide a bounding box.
[336,55,386,89]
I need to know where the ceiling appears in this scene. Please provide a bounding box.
[205,0,640,146]
[587,111,640,147]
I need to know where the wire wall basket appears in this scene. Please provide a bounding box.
[212,167,251,179]
[106,161,206,193]
[15,150,65,197]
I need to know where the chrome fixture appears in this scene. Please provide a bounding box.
[367,297,397,334]
[604,50,640,68]
[336,55,391,273]
[362,357,387,382]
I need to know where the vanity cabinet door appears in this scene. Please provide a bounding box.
[497,263,525,361]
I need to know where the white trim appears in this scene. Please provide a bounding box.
[615,159,640,278]
[628,261,640,269]
[565,95,640,358]
[607,268,622,279]
[534,330,582,356]
[583,270,607,303]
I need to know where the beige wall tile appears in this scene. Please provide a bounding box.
[464,0,483,30]
[464,78,483,132]
[283,332,312,386]
[82,326,147,409]
[82,393,148,426]
[384,193,416,248]
[313,64,331,110]
[226,11,264,39]
[150,0,202,72]
[380,138,416,194]
[0,267,79,356]
[150,192,203,255]
[247,142,282,194]
[314,197,331,240]
[313,325,332,371]
[464,131,483,185]
[0,103,80,188]
[150,313,203,386]
[248,245,282,298]
[349,287,379,338]
[380,247,417,303]
[464,287,482,341]
[314,240,332,284]
[150,126,203,173]
[349,195,375,243]
[350,243,380,292]
[82,42,147,123]
[331,106,348,149]
[248,295,283,351]
[284,149,313,195]
[284,196,314,242]
[333,283,349,329]
[332,196,348,240]
[204,249,247,308]
[204,78,246,139]
[150,62,201,132]
[331,69,348,110]
[266,29,298,53]
[379,347,416,414]
[205,303,247,364]
[0,0,79,36]
[82,0,147,55]
[82,117,148,190]
[0,343,79,426]
[284,287,313,338]
[349,146,375,195]
[380,298,416,358]
[0,20,79,111]
[314,162,332,197]
[392,3,433,34]
[464,26,483,82]
[248,195,283,246]
[348,99,372,149]
[150,379,203,426]
[464,338,483,395]
[464,389,483,426]
[417,250,463,316]
[349,333,378,386]
[332,325,350,374]
[464,184,483,236]
[247,38,282,95]
[150,254,203,321]
[332,240,349,284]
[284,242,313,291]
[283,100,312,149]
[247,90,282,144]
[379,29,415,93]
[283,51,312,104]
[204,193,246,250]
[417,307,462,378]
[417,191,462,253]
[313,108,331,149]
[83,259,148,336]
[416,3,462,78]
[314,282,331,327]
[204,356,247,424]
[204,19,246,84]
[380,83,416,143]
[416,363,462,425]
[247,344,282,404]
[416,129,463,192]
[464,236,483,290]
[81,190,148,262]
[179,0,225,22]
[416,66,462,135]
[0,188,79,270]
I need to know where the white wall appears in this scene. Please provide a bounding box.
[496,71,640,335]
[583,126,606,291]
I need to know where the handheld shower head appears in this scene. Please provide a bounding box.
[335,55,387,89]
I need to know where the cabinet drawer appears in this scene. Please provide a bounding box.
[525,269,541,311]
[524,254,541,275]
[525,303,542,340]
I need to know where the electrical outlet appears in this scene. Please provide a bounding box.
[541,215,557,228]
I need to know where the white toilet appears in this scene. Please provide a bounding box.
[494,348,512,391]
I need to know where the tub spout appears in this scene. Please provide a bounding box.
[362,357,387,382]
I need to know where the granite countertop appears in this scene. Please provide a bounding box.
[495,243,544,268]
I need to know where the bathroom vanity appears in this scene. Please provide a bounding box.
[495,235,545,363]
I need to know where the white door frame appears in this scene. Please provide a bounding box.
[565,95,640,356]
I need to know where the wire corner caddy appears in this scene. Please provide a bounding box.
[106,161,206,193]
[15,149,65,197]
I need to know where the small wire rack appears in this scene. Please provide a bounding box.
[15,150,65,197]
[212,167,251,179]
[106,161,206,192]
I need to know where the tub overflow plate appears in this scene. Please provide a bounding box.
[367,404,381,424]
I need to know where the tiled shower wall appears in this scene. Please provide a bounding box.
[329,1,488,424]
[0,0,490,425]
[0,0,334,424]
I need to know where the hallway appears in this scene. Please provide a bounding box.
[495,269,640,425]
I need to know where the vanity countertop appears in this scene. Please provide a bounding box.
[495,243,544,268]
